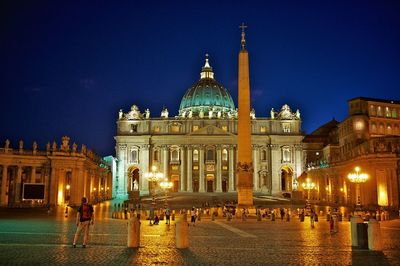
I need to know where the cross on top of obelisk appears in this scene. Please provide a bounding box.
[239,22,247,50]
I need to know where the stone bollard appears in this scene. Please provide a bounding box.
[211,212,215,221]
[257,212,262,221]
[127,217,140,248]
[176,218,189,249]
[385,211,389,221]
[286,213,290,222]
[350,216,364,247]
[380,212,385,221]
[329,214,338,233]
[271,212,275,221]
[198,212,201,222]
[172,210,175,221]
[368,219,381,250]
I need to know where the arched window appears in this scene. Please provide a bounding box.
[193,150,199,162]
[222,149,228,161]
[385,107,391,118]
[379,123,384,134]
[392,108,398,118]
[153,150,159,162]
[387,124,392,135]
[207,149,214,161]
[171,149,179,161]
[370,105,376,116]
[377,106,383,117]
[282,147,291,162]
[371,123,377,133]
[130,148,139,164]
[261,150,267,161]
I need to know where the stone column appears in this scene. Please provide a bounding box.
[140,145,150,194]
[163,145,169,179]
[1,165,8,206]
[180,146,186,192]
[252,145,259,191]
[216,146,222,192]
[15,166,22,202]
[30,167,36,183]
[270,144,280,194]
[186,146,193,192]
[228,146,235,192]
[199,146,205,192]
[49,167,58,205]
[117,144,127,196]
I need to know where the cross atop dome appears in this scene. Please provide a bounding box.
[200,53,214,79]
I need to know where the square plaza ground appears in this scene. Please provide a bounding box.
[0,199,399,266]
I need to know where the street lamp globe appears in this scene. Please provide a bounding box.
[347,166,368,209]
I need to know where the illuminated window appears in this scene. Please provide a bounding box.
[130,148,139,164]
[377,106,383,117]
[370,105,376,116]
[354,120,364,130]
[379,123,384,134]
[193,150,199,162]
[222,149,228,161]
[282,123,291,133]
[371,123,377,133]
[222,126,228,132]
[282,146,291,162]
[387,124,392,135]
[260,126,266,133]
[222,166,228,170]
[193,125,199,132]
[154,126,160,133]
[385,107,391,118]
[392,109,397,118]
[193,165,198,170]
[171,149,179,161]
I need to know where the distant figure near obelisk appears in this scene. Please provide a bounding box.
[237,23,253,207]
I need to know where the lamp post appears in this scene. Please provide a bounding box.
[302,178,315,201]
[143,166,164,207]
[347,166,368,210]
[159,178,173,207]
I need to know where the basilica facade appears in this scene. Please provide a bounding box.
[115,56,304,197]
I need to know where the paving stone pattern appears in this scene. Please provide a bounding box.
[0,203,399,266]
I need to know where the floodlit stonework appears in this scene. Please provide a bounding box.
[0,136,112,207]
[115,54,304,197]
[302,97,400,209]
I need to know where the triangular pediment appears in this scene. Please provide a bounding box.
[189,125,234,136]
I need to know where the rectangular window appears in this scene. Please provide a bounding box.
[171,125,180,133]
[260,126,266,133]
[193,125,199,132]
[282,123,291,133]
[153,126,160,133]
[222,126,228,132]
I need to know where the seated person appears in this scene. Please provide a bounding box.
[154,215,159,225]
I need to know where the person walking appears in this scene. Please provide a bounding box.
[73,197,94,248]
[310,208,315,228]
[165,207,171,225]
[280,208,285,221]
[190,207,196,226]
[149,207,155,225]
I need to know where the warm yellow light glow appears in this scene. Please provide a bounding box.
[93,188,97,191]
[160,178,173,189]
[107,187,109,190]
[58,190,63,205]
[340,188,343,192]
[151,165,157,172]
[348,167,368,183]
[66,185,70,190]
[378,184,388,206]
[101,187,104,190]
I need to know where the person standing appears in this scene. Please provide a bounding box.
[73,197,94,248]
[190,207,196,226]
[149,207,155,225]
[280,208,285,221]
[310,208,315,228]
[165,207,171,225]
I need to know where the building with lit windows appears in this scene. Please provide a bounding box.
[115,55,304,197]
[302,97,400,209]
[0,136,112,207]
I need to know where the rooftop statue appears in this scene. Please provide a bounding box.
[125,105,141,120]
[61,136,70,152]
[161,107,169,118]
[144,108,150,119]
[277,104,297,120]
[5,139,10,149]
[270,108,275,119]
[250,108,256,119]
[118,109,123,120]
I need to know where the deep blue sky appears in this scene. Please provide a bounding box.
[1,1,399,156]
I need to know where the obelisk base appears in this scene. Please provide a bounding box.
[237,170,254,207]
[238,187,253,208]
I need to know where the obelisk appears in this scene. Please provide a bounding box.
[237,23,253,207]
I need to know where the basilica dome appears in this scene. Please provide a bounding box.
[179,56,236,119]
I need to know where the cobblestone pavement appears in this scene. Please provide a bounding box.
[0,201,399,265]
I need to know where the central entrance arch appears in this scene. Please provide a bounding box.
[280,166,293,192]
[127,166,139,192]
[206,174,214,192]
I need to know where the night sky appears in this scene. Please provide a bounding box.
[1,1,399,156]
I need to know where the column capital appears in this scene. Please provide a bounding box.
[140,144,150,150]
